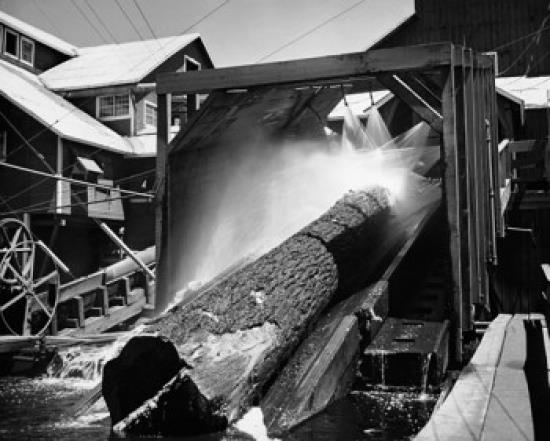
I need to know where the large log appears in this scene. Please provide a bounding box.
[106,180,434,437]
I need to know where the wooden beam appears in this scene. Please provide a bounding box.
[377,73,443,133]
[441,53,464,364]
[155,93,171,313]
[157,43,455,94]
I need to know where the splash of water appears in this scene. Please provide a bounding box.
[169,106,437,307]
[47,326,146,383]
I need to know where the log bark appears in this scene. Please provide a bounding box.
[108,185,397,437]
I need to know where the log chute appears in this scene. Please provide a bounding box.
[105,174,441,437]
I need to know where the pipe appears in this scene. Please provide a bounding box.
[99,222,156,280]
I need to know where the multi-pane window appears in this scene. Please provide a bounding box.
[98,94,130,119]
[20,37,34,65]
[144,102,157,127]
[4,29,19,58]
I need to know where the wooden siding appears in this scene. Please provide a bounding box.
[375,0,550,77]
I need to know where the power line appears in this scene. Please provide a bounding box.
[132,0,158,39]
[83,0,119,44]
[492,23,550,51]
[115,0,146,41]
[71,0,109,44]
[179,0,230,35]
[0,161,153,199]
[256,0,366,63]
[32,0,64,37]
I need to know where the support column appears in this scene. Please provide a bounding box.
[155,93,171,313]
[441,49,465,364]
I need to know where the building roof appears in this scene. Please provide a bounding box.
[0,10,78,56]
[124,128,180,158]
[496,76,550,109]
[0,60,131,154]
[40,34,201,91]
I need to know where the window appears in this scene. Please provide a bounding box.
[0,25,3,55]
[20,37,34,66]
[97,94,130,119]
[4,28,19,58]
[144,101,157,127]
[184,55,201,72]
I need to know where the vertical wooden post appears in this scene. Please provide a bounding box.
[56,137,63,214]
[441,47,464,364]
[155,92,171,313]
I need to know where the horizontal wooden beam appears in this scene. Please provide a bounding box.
[377,73,443,133]
[57,83,155,98]
[157,43,456,94]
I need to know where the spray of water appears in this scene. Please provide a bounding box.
[169,103,436,308]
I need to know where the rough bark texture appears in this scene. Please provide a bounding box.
[108,186,393,437]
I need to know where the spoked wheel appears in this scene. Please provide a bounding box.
[0,218,60,336]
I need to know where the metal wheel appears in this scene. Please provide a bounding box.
[0,218,59,336]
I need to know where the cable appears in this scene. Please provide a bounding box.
[115,0,145,41]
[71,0,109,44]
[3,192,142,218]
[83,0,119,44]
[499,12,550,76]
[114,168,155,185]
[256,0,366,63]
[32,0,64,37]
[132,0,158,39]
[0,109,55,173]
[492,24,550,51]
[178,0,230,35]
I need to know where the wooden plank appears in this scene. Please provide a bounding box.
[377,73,443,133]
[59,271,104,303]
[415,314,512,441]
[157,43,454,94]
[441,50,464,364]
[64,292,146,335]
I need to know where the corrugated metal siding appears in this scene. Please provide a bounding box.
[376,0,550,77]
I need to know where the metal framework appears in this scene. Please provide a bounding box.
[155,42,500,363]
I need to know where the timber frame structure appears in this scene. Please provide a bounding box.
[155,42,500,363]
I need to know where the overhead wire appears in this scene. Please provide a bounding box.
[83,0,120,44]
[71,0,109,44]
[32,0,64,37]
[256,0,366,63]
[132,0,158,39]
[178,0,230,35]
[115,0,146,41]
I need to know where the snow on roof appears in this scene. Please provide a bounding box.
[40,34,200,91]
[0,10,77,56]
[328,91,393,120]
[0,60,131,154]
[496,76,550,109]
[124,128,179,157]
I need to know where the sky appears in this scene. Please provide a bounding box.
[0,0,414,66]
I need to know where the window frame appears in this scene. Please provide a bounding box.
[0,25,3,56]
[4,28,20,59]
[20,36,35,66]
[143,100,157,128]
[96,93,131,121]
